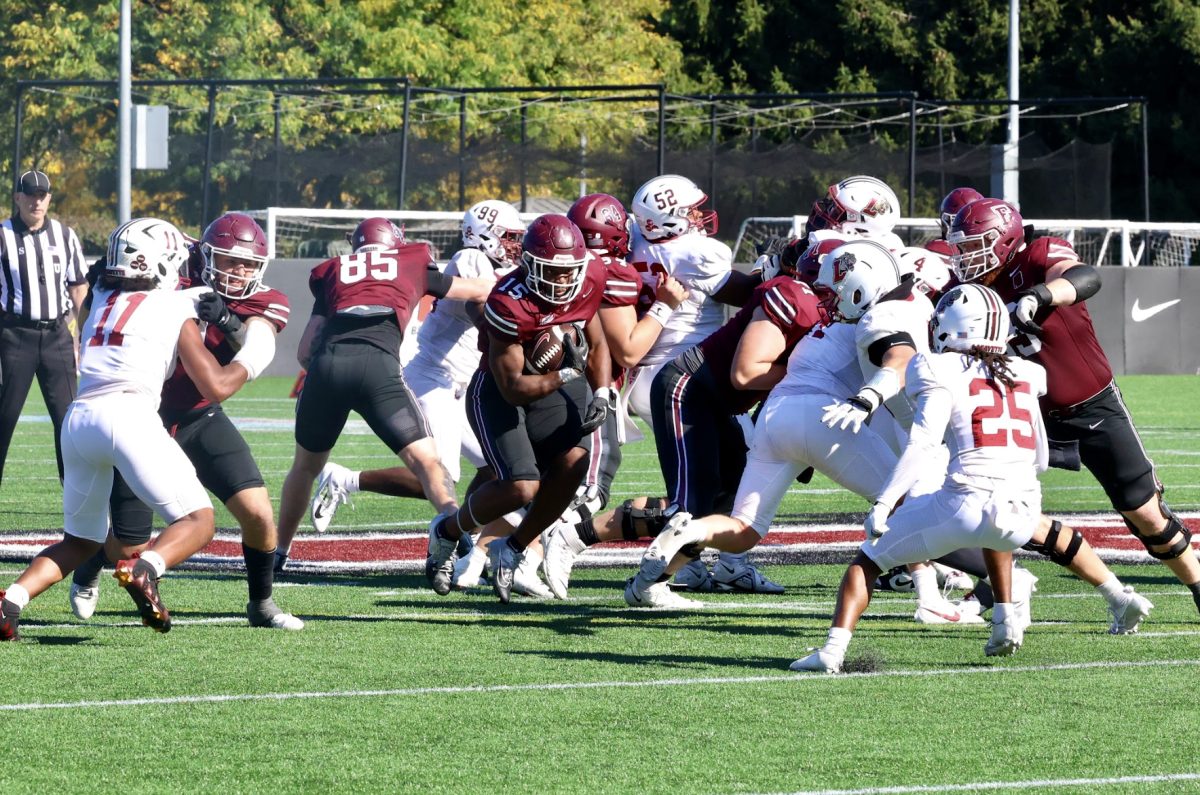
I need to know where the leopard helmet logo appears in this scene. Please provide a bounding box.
[861,197,893,218]
[832,252,857,282]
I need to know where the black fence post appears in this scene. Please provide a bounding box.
[657,85,665,175]
[1141,98,1151,265]
[12,83,24,189]
[520,103,528,213]
[398,82,411,210]
[201,82,217,228]
[458,93,467,212]
[908,93,918,219]
[273,92,281,208]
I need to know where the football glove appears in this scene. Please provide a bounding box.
[197,291,244,337]
[865,501,891,539]
[561,327,589,372]
[821,394,876,434]
[580,387,616,435]
[1011,284,1053,335]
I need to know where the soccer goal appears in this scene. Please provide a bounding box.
[246,208,544,261]
[731,216,1200,268]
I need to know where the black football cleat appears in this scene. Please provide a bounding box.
[114,557,171,633]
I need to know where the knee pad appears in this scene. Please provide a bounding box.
[1021,519,1084,567]
[1124,500,1192,561]
[618,498,670,540]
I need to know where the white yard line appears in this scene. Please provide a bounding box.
[2,659,1198,713]
[760,772,1200,795]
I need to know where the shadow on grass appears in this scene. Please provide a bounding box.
[506,648,792,670]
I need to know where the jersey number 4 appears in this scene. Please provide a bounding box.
[969,378,1036,449]
[88,292,147,347]
[339,251,399,284]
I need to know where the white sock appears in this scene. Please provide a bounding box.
[1096,576,1124,606]
[911,565,940,605]
[346,470,361,493]
[825,626,852,654]
[4,583,30,610]
[993,602,1014,624]
[140,550,167,578]
[718,551,747,567]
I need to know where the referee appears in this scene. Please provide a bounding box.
[0,170,87,485]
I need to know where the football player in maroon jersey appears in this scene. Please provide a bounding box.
[425,214,614,603]
[950,197,1200,614]
[273,218,494,569]
[65,213,306,631]
[530,194,687,598]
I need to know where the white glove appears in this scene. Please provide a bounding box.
[865,501,891,539]
[1011,293,1042,334]
[821,399,871,433]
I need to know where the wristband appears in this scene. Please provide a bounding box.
[848,388,882,415]
[558,368,582,386]
[645,301,674,327]
[595,386,618,404]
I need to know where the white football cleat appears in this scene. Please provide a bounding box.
[624,577,702,609]
[1108,586,1153,635]
[789,647,843,673]
[713,556,785,595]
[542,522,587,599]
[311,462,353,533]
[955,592,984,619]
[512,552,553,599]
[985,616,1023,656]
[670,558,714,592]
[914,597,986,625]
[69,582,99,621]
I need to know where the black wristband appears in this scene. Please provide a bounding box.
[1026,283,1054,308]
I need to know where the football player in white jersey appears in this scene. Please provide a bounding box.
[791,284,1153,672]
[623,174,759,589]
[1,218,257,640]
[805,175,905,251]
[307,203,523,532]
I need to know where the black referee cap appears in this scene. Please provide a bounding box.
[17,170,51,195]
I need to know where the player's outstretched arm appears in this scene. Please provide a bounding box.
[443,276,495,302]
[731,307,788,391]
[177,318,249,403]
[710,270,758,307]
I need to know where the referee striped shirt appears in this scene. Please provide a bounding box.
[0,215,86,321]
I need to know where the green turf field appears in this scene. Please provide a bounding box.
[2,375,1200,793]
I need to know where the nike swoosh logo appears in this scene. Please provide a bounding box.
[1131,298,1181,322]
[922,607,962,623]
[1088,420,1104,430]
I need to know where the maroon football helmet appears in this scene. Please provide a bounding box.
[794,237,846,287]
[567,193,631,258]
[938,187,985,238]
[947,198,1025,283]
[201,212,269,298]
[349,217,406,253]
[523,214,588,305]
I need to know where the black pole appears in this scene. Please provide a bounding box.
[907,94,917,220]
[273,93,281,208]
[709,98,717,214]
[458,94,466,212]
[520,104,528,212]
[201,83,217,227]
[1141,99,1150,223]
[398,83,411,210]
[657,86,665,175]
[12,84,24,191]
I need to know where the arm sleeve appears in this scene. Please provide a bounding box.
[425,267,455,299]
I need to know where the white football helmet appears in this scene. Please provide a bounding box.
[931,283,1011,354]
[808,175,900,238]
[815,239,901,322]
[896,246,953,298]
[105,217,190,291]
[631,174,717,241]
[462,200,525,266]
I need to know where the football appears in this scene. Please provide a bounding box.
[525,324,582,374]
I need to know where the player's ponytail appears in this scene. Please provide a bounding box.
[968,347,1018,389]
